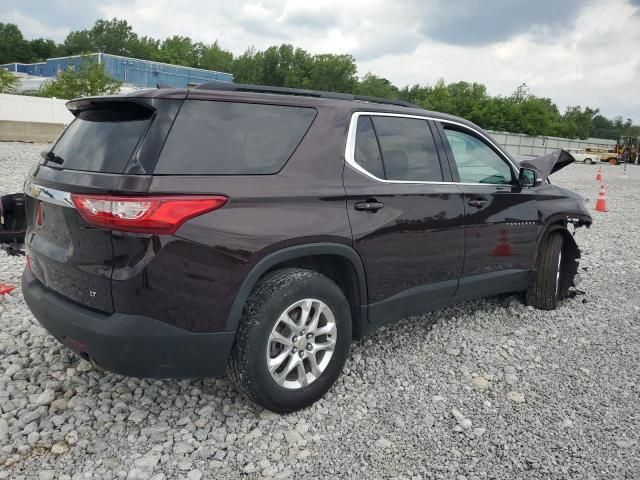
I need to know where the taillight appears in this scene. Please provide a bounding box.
[70,194,227,234]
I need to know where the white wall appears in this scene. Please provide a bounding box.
[0,94,74,124]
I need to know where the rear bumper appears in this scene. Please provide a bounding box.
[22,269,235,378]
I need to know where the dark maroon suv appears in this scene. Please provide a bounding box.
[22,83,592,412]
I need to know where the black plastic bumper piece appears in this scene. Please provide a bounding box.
[22,269,235,378]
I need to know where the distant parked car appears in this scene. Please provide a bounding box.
[566,148,600,164]
[585,147,619,164]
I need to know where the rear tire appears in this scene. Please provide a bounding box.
[526,232,564,310]
[228,268,351,413]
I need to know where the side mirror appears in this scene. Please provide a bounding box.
[519,167,541,187]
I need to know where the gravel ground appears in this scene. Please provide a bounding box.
[1,141,639,480]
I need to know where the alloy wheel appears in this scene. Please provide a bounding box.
[266,298,337,389]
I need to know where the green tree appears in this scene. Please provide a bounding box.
[0,23,32,63]
[89,18,136,55]
[398,84,433,106]
[231,47,264,84]
[196,41,233,72]
[307,54,357,93]
[559,106,599,139]
[285,48,313,88]
[155,36,197,66]
[356,73,398,99]
[28,38,63,61]
[38,59,122,99]
[502,84,562,137]
[127,36,160,61]
[0,69,20,93]
[63,30,94,55]
[4,16,638,138]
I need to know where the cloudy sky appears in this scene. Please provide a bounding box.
[3,0,640,121]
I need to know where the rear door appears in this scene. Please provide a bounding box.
[343,112,466,323]
[435,122,539,298]
[24,99,172,312]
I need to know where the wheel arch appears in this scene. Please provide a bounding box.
[225,243,368,338]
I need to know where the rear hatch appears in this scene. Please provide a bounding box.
[24,96,179,312]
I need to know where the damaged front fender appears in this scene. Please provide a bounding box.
[560,231,580,298]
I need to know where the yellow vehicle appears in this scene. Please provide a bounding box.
[616,136,640,164]
[585,147,618,164]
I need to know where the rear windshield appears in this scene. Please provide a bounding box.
[154,100,316,175]
[50,102,152,173]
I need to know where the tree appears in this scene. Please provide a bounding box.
[0,23,32,63]
[63,30,94,55]
[89,18,136,55]
[0,69,20,93]
[261,45,293,87]
[2,16,635,139]
[231,47,264,84]
[127,36,160,61]
[64,18,137,56]
[356,73,398,99]
[28,38,64,61]
[307,54,357,93]
[38,59,122,99]
[155,36,197,67]
[559,106,599,139]
[196,41,233,72]
[502,84,562,137]
[285,48,313,88]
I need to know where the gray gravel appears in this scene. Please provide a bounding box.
[1,141,639,479]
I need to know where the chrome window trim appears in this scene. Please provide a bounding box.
[24,181,75,209]
[344,111,519,187]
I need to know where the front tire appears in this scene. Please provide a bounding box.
[228,268,352,413]
[526,232,565,310]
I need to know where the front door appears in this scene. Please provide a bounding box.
[435,123,539,299]
[343,113,466,323]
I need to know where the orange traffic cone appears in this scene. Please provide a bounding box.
[595,185,608,212]
[595,167,602,182]
[0,284,15,295]
[491,229,512,256]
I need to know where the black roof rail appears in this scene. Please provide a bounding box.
[353,94,421,109]
[193,81,422,110]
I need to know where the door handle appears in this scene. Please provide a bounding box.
[467,198,488,208]
[354,201,385,212]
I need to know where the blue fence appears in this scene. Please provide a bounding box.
[1,53,233,88]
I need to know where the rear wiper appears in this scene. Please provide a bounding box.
[40,151,64,165]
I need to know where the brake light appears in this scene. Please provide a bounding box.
[70,194,227,234]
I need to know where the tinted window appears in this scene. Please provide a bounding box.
[354,116,385,179]
[444,128,514,184]
[50,102,152,173]
[371,116,442,182]
[155,101,316,175]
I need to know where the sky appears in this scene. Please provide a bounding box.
[2,0,639,122]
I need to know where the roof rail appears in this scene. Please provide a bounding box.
[193,81,422,110]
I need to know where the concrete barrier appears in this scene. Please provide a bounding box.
[0,120,64,143]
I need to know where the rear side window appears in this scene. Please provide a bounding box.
[155,100,316,175]
[371,116,442,182]
[50,102,152,173]
[354,116,385,179]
